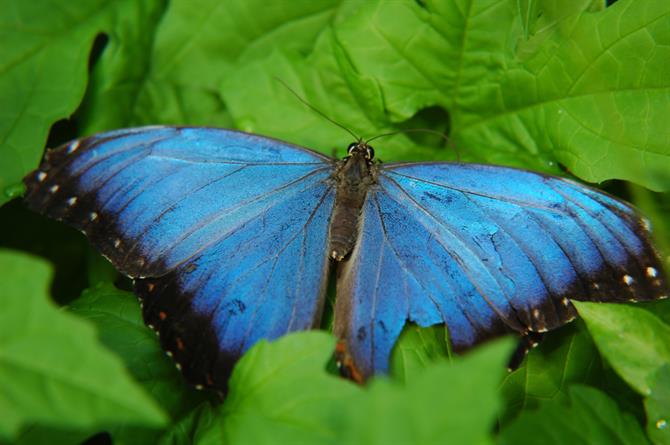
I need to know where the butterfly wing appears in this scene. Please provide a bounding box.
[335,162,668,377]
[24,126,336,390]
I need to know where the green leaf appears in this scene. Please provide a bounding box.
[456,0,670,190]
[498,385,649,445]
[331,0,670,189]
[158,402,217,445]
[67,283,207,444]
[390,323,452,383]
[202,332,358,445]
[645,365,670,445]
[0,0,165,205]
[343,338,514,445]
[575,301,670,395]
[500,322,600,423]
[196,332,512,444]
[79,0,341,133]
[197,332,513,445]
[0,250,166,441]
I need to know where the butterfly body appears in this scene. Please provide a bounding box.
[329,142,377,261]
[23,126,668,391]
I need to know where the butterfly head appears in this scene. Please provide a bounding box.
[347,141,375,162]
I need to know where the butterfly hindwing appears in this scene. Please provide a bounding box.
[335,162,668,378]
[24,126,336,390]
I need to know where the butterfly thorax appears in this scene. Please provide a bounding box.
[329,142,377,261]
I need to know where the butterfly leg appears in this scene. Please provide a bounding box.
[507,331,545,370]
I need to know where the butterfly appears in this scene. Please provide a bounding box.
[24,126,668,390]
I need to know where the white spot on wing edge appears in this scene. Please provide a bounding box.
[532,308,540,318]
[66,140,80,153]
[89,212,98,221]
[67,197,77,206]
[561,297,570,306]
[113,238,121,248]
[37,171,47,182]
[647,267,658,278]
[623,274,634,285]
[49,184,59,193]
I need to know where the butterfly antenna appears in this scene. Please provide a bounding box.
[365,129,458,161]
[274,77,361,142]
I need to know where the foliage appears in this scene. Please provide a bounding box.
[0,0,669,443]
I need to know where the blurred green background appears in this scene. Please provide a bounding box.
[1,0,669,444]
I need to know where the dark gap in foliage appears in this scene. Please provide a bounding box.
[399,105,451,151]
[82,431,112,445]
[88,33,110,72]
[414,0,427,9]
[0,200,88,304]
[600,179,631,202]
[45,118,78,151]
[115,275,134,292]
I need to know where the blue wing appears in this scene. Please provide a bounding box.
[24,126,336,389]
[335,162,668,377]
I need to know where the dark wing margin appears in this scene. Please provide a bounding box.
[335,162,668,378]
[24,126,336,391]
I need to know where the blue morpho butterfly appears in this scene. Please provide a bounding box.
[24,125,668,390]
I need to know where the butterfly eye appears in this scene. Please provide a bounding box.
[365,146,374,160]
[347,143,357,154]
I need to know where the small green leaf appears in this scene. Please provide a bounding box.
[500,322,600,423]
[158,402,217,445]
[390,323,451,383]
[575,301,670,395]
[0,250,166,441]
[645,365,670,445]
[499,385,649,445]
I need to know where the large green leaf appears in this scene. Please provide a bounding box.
[0,250,166,441]
[79,0,341,133]
[67,283,208,444]
[575,301,670,395]
[498,385,649,445]
[219,0,670,191]
[196,332,512,444]
[204,332,359,445]
[0,0,165,206]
